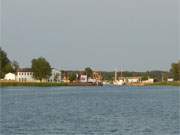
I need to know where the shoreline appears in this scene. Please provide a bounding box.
[144,82,180,87]
[1,81,179,87]
[0,81,101,87]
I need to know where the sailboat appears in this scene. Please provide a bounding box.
[113,70,125,86]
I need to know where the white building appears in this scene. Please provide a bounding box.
[167,78,174,82]
[88,78,96,83]
[16,68,34,82]
[80,75,88,83]
[4,73,16,81]
[126,77,141,83]
[48,68,62,82]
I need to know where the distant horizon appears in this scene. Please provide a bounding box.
[1,46,178,72]
[1,0,179,71]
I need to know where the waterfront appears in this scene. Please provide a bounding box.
[0,86,179,135]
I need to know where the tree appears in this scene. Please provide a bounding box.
[31,57,51,81]
[12,60,19,72]
[170,61,180,81]
[141,76,148,81]
[3,63,14,73]
[85,67,93,78]
[161,73,168,82]
[69,73,76,82]
[0,47,14,78]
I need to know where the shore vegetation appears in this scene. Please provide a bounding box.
[145,81,180,87]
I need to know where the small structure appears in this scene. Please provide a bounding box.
[80,75,88,83]
[61,71,70,83]
[167,78,174,82]
[126,77,142,84]
[48,68,62,82]
[16,68,34,82]
[88,78,96,83]
[93,72,103,83]
[4,73,16,81]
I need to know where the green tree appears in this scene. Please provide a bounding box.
[141,76,148,81]
[170,61,180,81]
[0,47,14,78]
[85,67,93,78]
[69,73,76,82]
[162,73,168,82]
[3,63,14,73]
[12,60,19,72]
[31,57,51,81]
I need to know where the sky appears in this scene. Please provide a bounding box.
[1,0,179,71]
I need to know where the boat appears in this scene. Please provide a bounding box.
[113,80,125,86]
[113,69,125,86]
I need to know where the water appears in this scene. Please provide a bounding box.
[0,86,179,135]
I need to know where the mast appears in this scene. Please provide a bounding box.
[115,70,117,81]
[120,68,122,78]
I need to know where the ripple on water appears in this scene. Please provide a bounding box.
[1,86,179,135]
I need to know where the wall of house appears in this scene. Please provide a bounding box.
[4,73,16,80]
[127,79,140,83]
[80,75,88,83]
[16,72,34,82]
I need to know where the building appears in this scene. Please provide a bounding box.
[61,71,70,83]
[127,77,141,83]
[80,75,88,83]
[124,77,142,84]
[48,68,62,82]
[93,72,103,83]
[4,73,16,81]
[16,68,34,82]
[167,78,174,82]
[88,78,96,83]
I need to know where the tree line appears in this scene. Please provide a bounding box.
[0,48,19,78]
[101,71,170,82]
[101,62,180,82]
[0,47,51,81]
[170,61,180,81]
[0,47,180,81]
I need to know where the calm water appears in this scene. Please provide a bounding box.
[0,86,179,135]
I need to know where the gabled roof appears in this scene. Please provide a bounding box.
[5,72,15,75]
[17,68,32,72]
